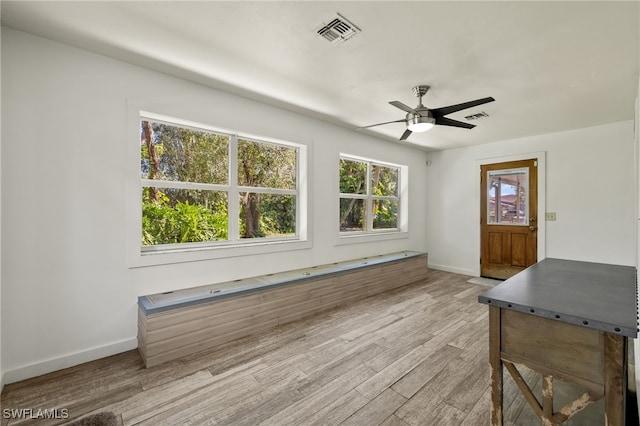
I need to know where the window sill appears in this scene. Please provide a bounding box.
[335,231,409,246]
[129,238,312,268]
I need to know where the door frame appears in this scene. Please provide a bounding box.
[474,151,546,277]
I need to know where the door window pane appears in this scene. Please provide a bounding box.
[487,168,528,224]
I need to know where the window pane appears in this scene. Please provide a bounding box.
[340,198,366,232]
[141,188,228,246]
[239,193,296,239]
[371,165,398,197]
[140,120,229,184]
[237,140,297,189]
[339,159,367,194]
[373,199,399,229]
[487,168,528,224]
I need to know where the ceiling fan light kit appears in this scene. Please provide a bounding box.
[407,114,435,132]
[357,85,495,141]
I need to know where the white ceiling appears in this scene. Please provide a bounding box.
[2,1,638,150]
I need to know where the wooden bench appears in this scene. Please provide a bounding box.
[138,251,428,367]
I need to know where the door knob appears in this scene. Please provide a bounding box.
[529,226,537,231]
[530,218,536,222]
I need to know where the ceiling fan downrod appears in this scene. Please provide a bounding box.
[412,85,430,105]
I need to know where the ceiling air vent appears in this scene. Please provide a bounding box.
[316,13,361,45]
[465,111,490,120]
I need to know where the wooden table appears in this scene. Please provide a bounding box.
[478,258,637,425]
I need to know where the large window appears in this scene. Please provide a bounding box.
[140,114,301,252]
[339,155,402,234]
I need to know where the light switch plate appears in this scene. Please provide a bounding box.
[545,212,557,221]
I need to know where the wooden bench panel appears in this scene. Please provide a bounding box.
[138,252,428,367]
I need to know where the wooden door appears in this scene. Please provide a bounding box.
[481,159,538,279]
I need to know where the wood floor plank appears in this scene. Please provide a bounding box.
[2,351,144,409]
[119,370,215,425]
[391,344,462,399]
[297,343,389,396]
[417,401,468,426]
[136,374,262,425]
[364,331,434,373]
[257,364,376,425]
[461,386,491,426]
[356,340,455,400]
[372,312,435,349]
[342,388,407,426]
[379,414,412,426]
[445,352,490,413]
[339,313,402,341]
[297,389,369,426]
[394,355,477,425]
[178,369,309,426]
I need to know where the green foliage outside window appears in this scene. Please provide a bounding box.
[142,189,228,245]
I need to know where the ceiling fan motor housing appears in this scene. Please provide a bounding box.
[407,110,435,132]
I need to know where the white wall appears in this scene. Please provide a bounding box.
[0,28,429,384]
[426,120,636,275]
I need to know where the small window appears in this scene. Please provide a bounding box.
[339,156,403,234]
[140,116,302,253]
[487,168,529,225]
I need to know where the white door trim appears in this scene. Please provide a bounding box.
[474,151,546,277]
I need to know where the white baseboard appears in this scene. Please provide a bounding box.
[3,338,138,385]
[428,263,475,277]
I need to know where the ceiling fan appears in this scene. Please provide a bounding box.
[357,85,495,141]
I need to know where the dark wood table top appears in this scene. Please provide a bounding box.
[478,258,637,337]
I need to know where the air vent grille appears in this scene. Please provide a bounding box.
[465,111,490,120]
[316,14,360,45]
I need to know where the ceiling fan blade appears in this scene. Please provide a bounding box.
[434,116,476,129]
[355,119,406,130]
[431,97,495,117]
[389,101,416,114]
[399,129,413,141]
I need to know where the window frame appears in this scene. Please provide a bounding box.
[338,154,408,243]
[128,108,310,267]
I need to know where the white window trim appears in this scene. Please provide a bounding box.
[336,153,409,245]
[126,104,310,268]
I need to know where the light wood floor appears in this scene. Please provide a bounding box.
[0,270,606,425]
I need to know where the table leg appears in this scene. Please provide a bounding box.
[603,333,626,426]
[489,306,503,425]
[542,375,553,423]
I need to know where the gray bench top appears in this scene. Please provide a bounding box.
[478,258,637,337]
[139,251,427,316]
